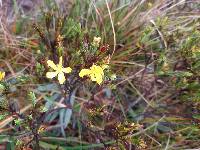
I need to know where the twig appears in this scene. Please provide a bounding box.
[150,19,168,49]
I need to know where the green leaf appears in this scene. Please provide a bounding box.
[59,89,77,136]
[28,91,37,107]
[37,83,59,92]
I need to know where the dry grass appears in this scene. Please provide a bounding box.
[0,0,200,149]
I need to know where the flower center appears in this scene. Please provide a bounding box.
[56,64,63,73]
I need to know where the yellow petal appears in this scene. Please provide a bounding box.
[79,69,91,78]
[62,67,72,73]
[91,65,104,75]
[46,72,58,79]
[47,60,57,70]
[97,68,104,75]
[58,72,65,84]
[90,73,96,81]
[59,57,63,66]
[90,73,103,85]
[2,72,5,78]
[0,72,5,81]
[96,77,103,85]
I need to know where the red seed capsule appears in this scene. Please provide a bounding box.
[100,44,109,53]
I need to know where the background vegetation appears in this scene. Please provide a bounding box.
[0,0,200,149]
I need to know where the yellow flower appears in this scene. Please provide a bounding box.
[92,36,101,47]
[46,57,72,84]
[38,125,47,134]
[79,64,108,85]
[0,71,5,81]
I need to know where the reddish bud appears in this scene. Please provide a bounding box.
[100,44,109,53]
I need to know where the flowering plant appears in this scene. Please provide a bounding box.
[46,57,72,84]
